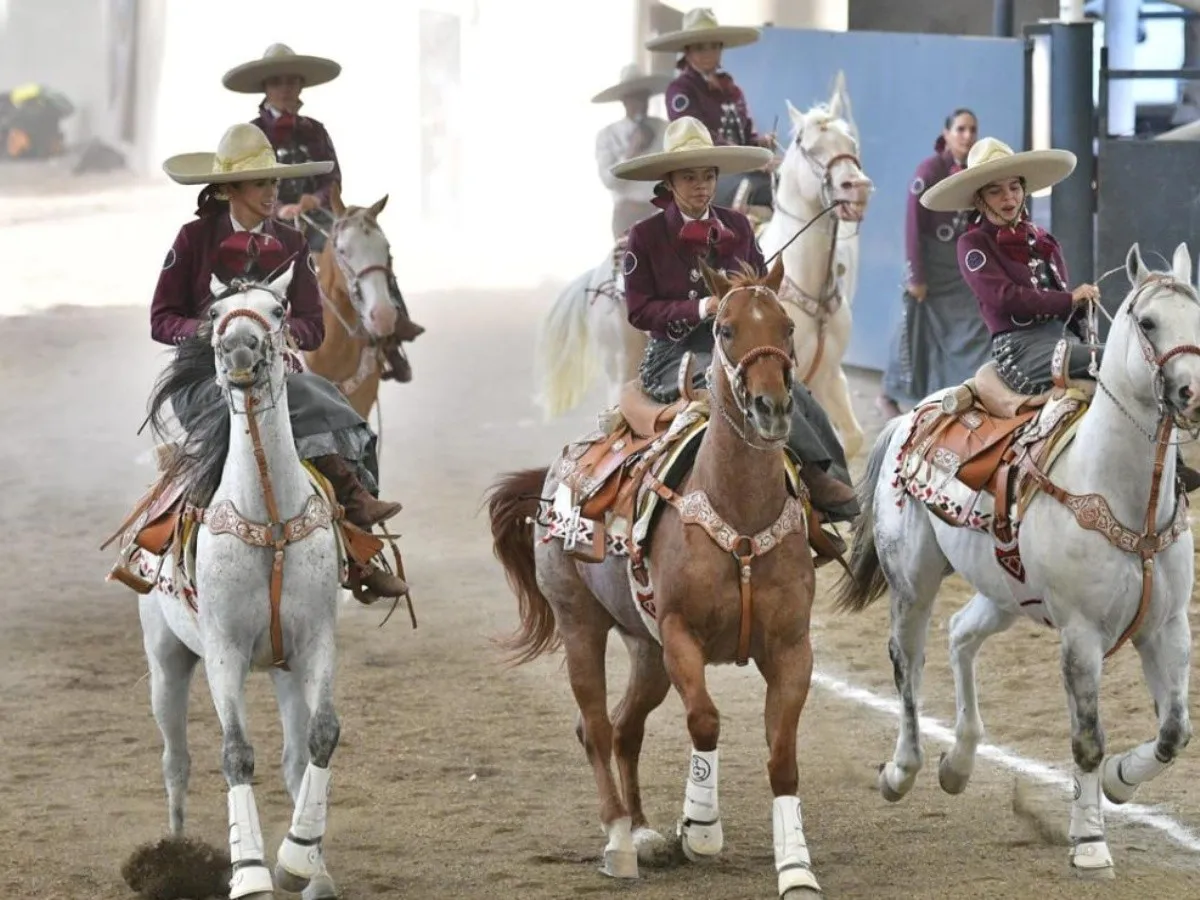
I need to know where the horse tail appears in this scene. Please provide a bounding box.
[485,467,561,664]
[533,266,602,420]
[833,415,903,613]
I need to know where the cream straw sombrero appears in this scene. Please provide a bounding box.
[645,7,761,53]
[612,116,772,181]
[222,43,341,94]
[591,63,672,104]
[920,137,1076,211]
[162,123,334,185]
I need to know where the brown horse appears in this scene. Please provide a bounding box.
[486,259,823,899]
[302,187,405,420]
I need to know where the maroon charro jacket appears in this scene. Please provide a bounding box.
[623,199,764,341]
[149,213,325,349]
[251,102,342,208]
[665,66,759,147]
[956,218,1074,337]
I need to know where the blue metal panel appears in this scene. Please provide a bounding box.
[725,28,1026,370]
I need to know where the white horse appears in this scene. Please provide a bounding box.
[534,81,873,462]
[834,243,1200,879]
[137,272,344,899]
[758,73,872,459]
[533,241,646,418]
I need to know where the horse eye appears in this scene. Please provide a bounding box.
[1139,316,1156,332]
[208,307,219,320]
[272,304,285,319]
[719,325,734,340]
[787,321,796,336]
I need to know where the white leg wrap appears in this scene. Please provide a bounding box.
[277,763,331,879]
[227,785,273,898]
[1103,740,1172,804]
[600,816,638,879]
[773,796,820,895]
[1068,770,1113,872]
[680,748,723,856]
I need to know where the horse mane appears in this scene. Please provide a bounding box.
[146,323,230,506]
[726,259,770,289]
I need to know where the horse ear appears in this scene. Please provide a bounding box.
[209,274,225,299]
[369,194,388,219]
[1172,242,1193,286]
[330,181,346,217]
[785,98,804,135]
[1126,242,1148,286]
[765,255,785,294]
[699,259,729,301]
[268,265,295,299]
[827,73,845,120]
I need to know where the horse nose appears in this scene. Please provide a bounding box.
[753,392,793,419]
[220,332,258,352]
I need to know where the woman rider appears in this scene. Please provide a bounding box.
[647,7,777,213]
[223,43,423,383]
[920,135,1200,491]
[613,115,859,526]
[141,121,410,598]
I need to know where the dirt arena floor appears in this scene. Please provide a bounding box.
[2,195,1199,900]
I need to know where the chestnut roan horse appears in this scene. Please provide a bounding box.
[302,188,422,420]
[487,260,824,899]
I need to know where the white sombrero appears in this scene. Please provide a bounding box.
[162,123,335,185]
[920,137,1077,212]
[222,43,341,94]
[592,63,672,104]
[612,116,772,181]
[645,7,761,53]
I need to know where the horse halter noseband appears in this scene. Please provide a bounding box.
[1115,273,1200,436]
[709,284,796,450]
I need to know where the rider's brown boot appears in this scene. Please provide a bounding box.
[1177,450,1200,493]
[379,341,412,383]
[352,562,410,599]
[800,463,859,512]
[309,454,402,529]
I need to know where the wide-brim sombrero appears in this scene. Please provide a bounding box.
[162,123,334,185]
[222,44,341,94]
[645,8,761,53]
[592,71,672,104]
[920,139,1077,211]
[612,116,771,180]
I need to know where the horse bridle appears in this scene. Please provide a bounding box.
[301,211,394,342]
[213,304,288,412]
[707,284,796,451]
[1087,274,1200,441]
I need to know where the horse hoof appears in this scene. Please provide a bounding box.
[302,873,339,899]
[876,762,910,803]
[677,819,723,861]
[273,863,311,894]
[937,751,971,795]
[599,848,639,879]
[1070,840,1115,880]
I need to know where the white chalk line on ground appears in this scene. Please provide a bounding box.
[812,670,1200,855]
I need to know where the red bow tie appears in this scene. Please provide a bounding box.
[678,216,738,255]
[274,112,297,143]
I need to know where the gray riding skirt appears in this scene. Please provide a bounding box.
[991,321,1096,394]
[171,370,380,493]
